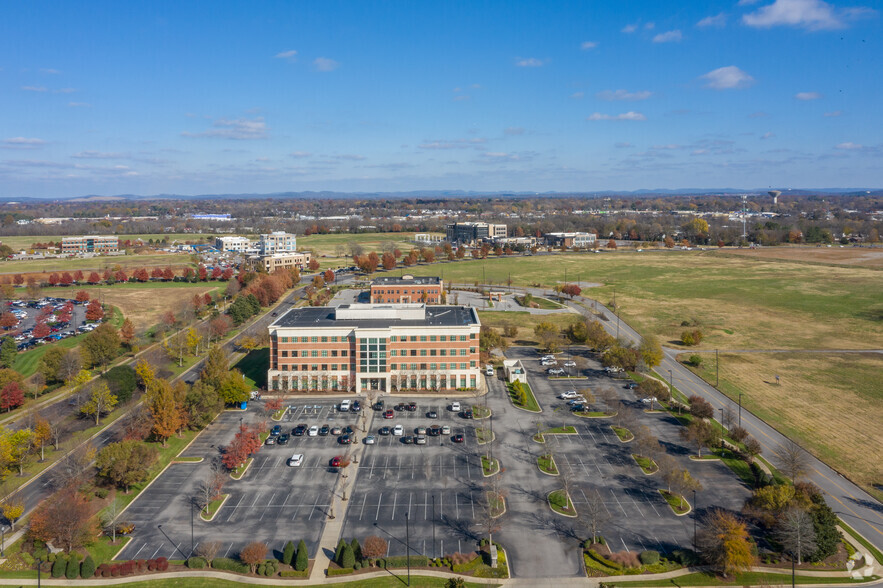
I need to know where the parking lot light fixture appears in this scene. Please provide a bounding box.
[692,490,698,550]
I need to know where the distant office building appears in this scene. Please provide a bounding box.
[445,222,507,245]
[61,236,119,254]
[544,232,597,248]
[190,213,232,221]
[248,251,312,273]
[259,231,297,255]
[370,275,443,304]
[267,303,481,393]
[214,236,251,252]
[492,236,537,248]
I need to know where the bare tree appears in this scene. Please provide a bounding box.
[477,472,506,545]
[196,541,222,565]
[778,440,809,482]
[634,425,660,460]
[53,443,97,488]
[599,387,618,415]
[722,406,736,432]
[776,508,817,565]
[101,496,125,542]
[657,453,680,492]
[577,488,610,543]
[197,458,226,513]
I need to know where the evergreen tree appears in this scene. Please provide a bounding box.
[52,557,67,578]
[282,540,295,566]
[333,538,347,565]
[0,336,16,369]
[80,555,96,579]
[295,539,309,571]
[66,553,81,579]
[340,544,355,569]
[350,538,362,562]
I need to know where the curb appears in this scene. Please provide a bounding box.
[548,491,577,518]
[199,493,230,522]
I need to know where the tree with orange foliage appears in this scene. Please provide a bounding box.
[698,509,755,577]
[163,266,175,281]
[145,378,184,445]
[0,313,18,330]
[324,269,335,283]
[119,318,136,347]
[307,258,320,271]
[28,486,94,552]
[381,252,396,270]
[239,542,268,573]
[85,300,104,321]
[75,290,90,302]
[221,424,262,470]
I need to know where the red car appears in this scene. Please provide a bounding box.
[383,409,394,419]
[452,434,465,443]
[330,456,343,467]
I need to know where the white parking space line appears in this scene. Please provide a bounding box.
[407,492,413,518]
[259,491,277,521]
[454,493,460,518]
[359,493,368,520]
[609,489,628,518]
[131,542,148,559]
[470,492,475,519]
[375,492,383,520]
[307,493,321,520]
[223,494,244,522]
[391,493,398,520]
[621,537,631,552]
[151,544,163,559]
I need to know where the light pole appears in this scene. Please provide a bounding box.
[668,369,677,414]
[190,502,194,557]
[432,495,436,560]
[718,408,725,448]
[715,349,719,388]
[692,490,698,551]
[405,511,411,586]
[36,558,42,588]
[1,525,6,557]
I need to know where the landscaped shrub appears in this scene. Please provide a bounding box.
[110,564,120,577]
[639,550,660,565]
[350,538,362,562]
[340,544,355,569]
[280,570,309,577]
[20,552,35,566]
[282,540,295,566]
[384,555,429,568]
[608,550,641,569]
[212,557,250,573]
[186,557,207,569]
[80,556,96,579]
[670,549,700,566]
[156,557,169,572]
[66,553,81,578]
[334,538,347,564]
[588,549,622,571]
[94,487,110,499]
[295,539,308,571]
[263,560,277,576]
[353,562,361,570]
[257,563,266,576]
[52,557,67,578]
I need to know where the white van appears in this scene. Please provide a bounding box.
[339,400,351,412]
[450,401,461,412]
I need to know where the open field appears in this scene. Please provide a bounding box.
[718,245,883,269]
[40,282,222,330]
[0,252,194,276]
[0,232,219,250]
[686,351,883,501]
[478,310,581,344]
[439,252,883,350]
[298,232,431,258]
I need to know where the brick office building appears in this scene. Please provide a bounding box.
[267,303,480,394]
[369,275,443,304]
[61,235,119,254]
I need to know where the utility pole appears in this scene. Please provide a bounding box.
[692,490,698,550]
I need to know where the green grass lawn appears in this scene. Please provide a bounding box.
[85,535,132,565]
[659,489,690,515]
[609,571,879,586]
[631,453,658,474]
[507,381,541,412]
[612,426,634,442]
[200,494,229,520]
[538,454,559,475]
[481,455,499,476]
[1,253,194,275]
[234,347,269,389]
[548,490,576,516]
[475,427,494,444]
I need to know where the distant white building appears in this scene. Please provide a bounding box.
[215,236,251,253]
[544,232,596,248]
[259,231,297,255]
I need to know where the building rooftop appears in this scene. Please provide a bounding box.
[372,275,441,286]
[271,304,478,329]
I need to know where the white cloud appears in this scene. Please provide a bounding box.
[645,22,655,30]
[697,13,727,27]
[738,0,762,5]
[418,138,487,150]
[452,95,470,101]
[290,151,311,158]
[824,110,842,117]
[313,57,339,72]
[615,142,634,148]
[580,41,598,50]
[68,102,91,108]
[504,127,525,136]
[835,142,863,150]
[21,86,47,92]
[700,65,755,89]
[333,154,366,161]
[587,111,646,121]
[515,57,544,67]
[569,92,584,99]
[621,23,638,33]
[182,117,268,140]
[71,151,124,159]
[40,68,61,74]
[274,50,298,61]
[742,0,873,30]
[2,137,46,149]
[795,91,822,100]
[761,132,776,139]
[53,88,77,94]
[596,89,652,101]
[653,30,682,43]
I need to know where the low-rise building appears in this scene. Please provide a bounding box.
[370,275,443,304]
[214,236,252,252]
[267,303,481,393]
[61,235,119,254]
[544,232,597,248]
[248,251,312,273]
[259,231,297,255]
[445,222,507,245]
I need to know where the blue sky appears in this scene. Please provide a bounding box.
[1,0,880,197]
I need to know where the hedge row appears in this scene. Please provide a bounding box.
[95,557,169,577]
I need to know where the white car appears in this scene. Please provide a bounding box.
[485,365,494,376]
[641,397,658,404]
[563,360,577,368]
[559,391,579,399]
[548,368,565,376]
[540,359,557,366]
[339,400,351,412]
[308,425,318,437]
[287,454,304,467]
[392,424,404,436]
[540,355,555,361]
[441,425,451,435]
[450,401,461,412]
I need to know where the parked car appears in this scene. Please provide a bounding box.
[407,402,417,412]
[330,456,343,468]
[415,427,427,435]
[383,409,395,419]
[486,365,494,376]
[415,435,427,445]
[287,454,304,467]
[265,436,276,445]
[331,426,343,436]
[441,425,451,435]
[625,382,638,390]
[270,425,282,437]
[373,400,385,411]
[559,391,579,399]
[401,435,414,444]
[292,424,307,436]
[395,402,407,411]
[461,409,473,419]
[547,367,566,376]
[450,401,461,412]
[339,400,351,412]
[641,397,657,404]
[351,400,361,412]
[319,425,330,436]
[452,434,465,443]
[427,410,438,419]
[378,426,391,435]
[428,426,440,436]
[563,360,577,368]
[364,436,376,445]
[308,426,319,437]
[277,433,290,445]
[392,424,404,436]
[338,434,352,445]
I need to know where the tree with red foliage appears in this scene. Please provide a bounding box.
[0,381,24,411]
[307,258,320,271]
[381,252,396,270]
[33,322,51,338]
[183,268,195,280]
[151,267,163,280]
[0,313,18,330]
[75,290,90,302]
[422,249,435,263]
[161,311,177,329]
[162,267,174,281]
[48,273,60,286]
[607,239,617,249]
[208,315,232,341]
[192,294,203,313]
[222,267,234,280]
[13,274,23,285]
[324,269,335,283]
[203,292,213,307]
[88,272,101,285]
[198,265,208,281]
[561,284,582,299]
[119,318,136,347]
[114,269,127,283]
[73,270,84,282]
[133,268,149,282]
[60,272,74,286]
[102,269,112,283]
[221,424,262,470]
[86,300,104,321]
[27,486,94,552]
[211,266,222,280]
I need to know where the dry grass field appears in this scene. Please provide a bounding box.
[0,252,194,276]
[716,246,883,269]
[686,351,883,501]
